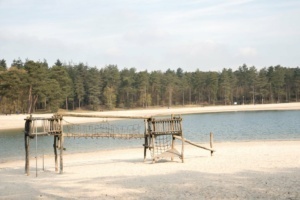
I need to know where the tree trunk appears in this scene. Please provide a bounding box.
[168,88,172,108]
[65,97,68,111]
[182,90,184,106]
[32,95,38,113]
[27,85,32,114]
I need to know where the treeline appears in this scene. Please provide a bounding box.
[0,58,300,114]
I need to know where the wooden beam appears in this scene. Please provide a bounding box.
[58,112,151,119]
[173,135,215,152]
[64,133,144,139]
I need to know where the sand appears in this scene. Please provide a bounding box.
[1,102,300,130]
[1,103,300,199]
[0,141,299,199]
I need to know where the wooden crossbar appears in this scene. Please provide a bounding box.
[173,135,215,152]
[64,133,144,139]
[58,113,150,119]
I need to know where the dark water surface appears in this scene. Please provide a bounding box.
[1,110,299,162]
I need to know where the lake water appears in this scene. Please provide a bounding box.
[1,110,300,162]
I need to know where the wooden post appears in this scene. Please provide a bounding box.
[25,134,30,175]
[59,134,63,174]
[53,135,58,172]
[210,132,214,156]
[171,136,175,161]
[151,119,156,163]
[171,115,175,161]
[24,117,32,176]
[152,135,156,163]
[143,119,148,162]
[180,119,184,163]
[59,117,64,174]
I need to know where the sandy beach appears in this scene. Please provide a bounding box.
[1,102,300,130]
[0,141,299,199]
[1,103,300,199]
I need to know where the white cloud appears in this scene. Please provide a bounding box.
[238,47,258,57]
[0,0,300,71]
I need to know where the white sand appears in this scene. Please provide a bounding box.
[1,102,300,130]
[0,141,299,199]
[1,103,300,199]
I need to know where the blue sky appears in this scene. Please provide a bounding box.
[0,0,299,72]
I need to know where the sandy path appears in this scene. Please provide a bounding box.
[0,141,299,199]
[1,102,300,130]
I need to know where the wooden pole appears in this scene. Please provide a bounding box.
[171,136,175,161]
[171,115,175,161]
[180,119,184,163]
[59,118,64,174]
[59,134,63,174]
[210,132,214,156]
[173,135,215,152]
[24,117,32,176]
[25,135,29,175]
[143,119,148,162]
[151,119,156,163]
[53,135,58,172]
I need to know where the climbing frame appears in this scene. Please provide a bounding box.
[24,113,215,176]
[144,115,184,163]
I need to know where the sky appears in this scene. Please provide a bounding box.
[0,0,300,72]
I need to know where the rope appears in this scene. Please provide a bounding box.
[149,116,182,159]
[62,120,143,139]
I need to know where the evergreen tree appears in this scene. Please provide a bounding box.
[24,60,49,113]
[86,67,101,110]
[0,59,7,71]
[50,65,73,110]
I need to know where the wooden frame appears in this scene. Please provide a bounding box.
[144,115,185,163]
[24,113,215,175]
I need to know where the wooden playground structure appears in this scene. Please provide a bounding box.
[24,113,215,176]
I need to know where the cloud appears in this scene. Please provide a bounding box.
[238,47,258,57]
[123,29,171,46]
[1,0,300,71]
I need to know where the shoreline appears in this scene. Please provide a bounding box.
[0,140,299,199]
[1,104,300,199]
[1,102,300,130]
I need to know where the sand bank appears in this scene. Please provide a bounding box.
[0,140,299,199]
[1,102,300,130]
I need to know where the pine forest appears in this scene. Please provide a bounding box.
[0,58,300,114]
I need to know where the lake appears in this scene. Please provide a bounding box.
[1,110,300,162]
